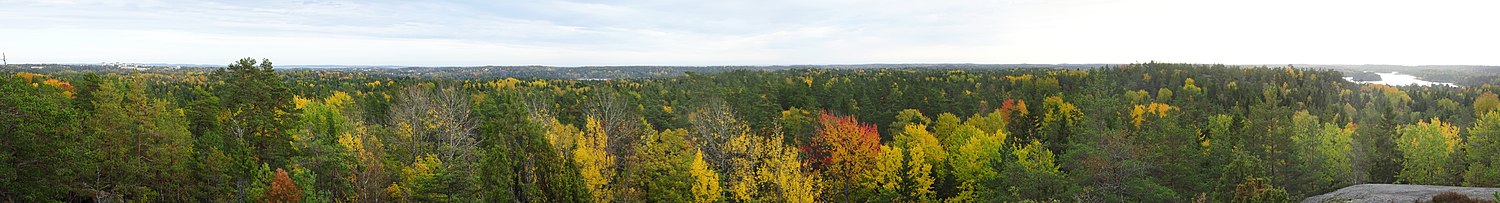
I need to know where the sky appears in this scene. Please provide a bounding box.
[1,0,1497,66]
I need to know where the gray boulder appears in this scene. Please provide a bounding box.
[1303,184,1500,203]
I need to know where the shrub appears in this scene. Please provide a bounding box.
[1425,191,1494,203]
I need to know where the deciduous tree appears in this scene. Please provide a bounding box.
[267,168,303,203]
[806,111,882,201]
[575,117,616,202]
[624,129,695,202]
[1396,118,1460,185]
[689,149,722,203]
[1464,112,1500,186]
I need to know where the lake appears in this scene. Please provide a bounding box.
[1343,72,1457,87]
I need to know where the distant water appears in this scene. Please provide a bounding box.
[1343,72,1457,87]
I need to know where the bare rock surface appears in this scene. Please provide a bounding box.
[1302,184,1500,203]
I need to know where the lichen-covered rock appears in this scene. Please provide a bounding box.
[1302,184,1500,203]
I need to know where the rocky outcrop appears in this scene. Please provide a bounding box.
[1302,184,1500,203]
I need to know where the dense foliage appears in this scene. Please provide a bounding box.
[6,60,1500,202]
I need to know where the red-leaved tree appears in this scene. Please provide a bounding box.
[266,168,302,203]
[804,111,882,199]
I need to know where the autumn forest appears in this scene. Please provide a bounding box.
[7,59,1500,202]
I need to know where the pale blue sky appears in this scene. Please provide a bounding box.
[1,0,1497,66]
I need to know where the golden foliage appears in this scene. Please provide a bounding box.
[1130,102,1176,127]
[40,79,74,98]
[859,145,904,200]
[1183,78,1202,94]
[898,124,946,165]
[689,150,721,203]
[326,91,353,109]
[574,117,616,203]
[293,96,312,109]
[15,72,41,83]
[906,143,935,201]
[1042,96,1082,128]
[948,125,1004,189]
[723,133,821,203]
[528,79,549,88]
[1004,74,1035,85]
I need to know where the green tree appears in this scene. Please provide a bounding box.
[779,107,814,146]
[1475,92,1499,117]
[288,166,329,203]
[894,124,943,201]
[1231,176,1289,203]
[862,145,904,201]
[624,129,695,202]
[1038,96,1082,153]
[1464,112,1500,186]
[947,124,1005,201]
[1396,118,1460,185]
[1354,85,1408,184]
[0,73,85,201]
[287,94,357,201]
[1287,111,1355,193]
[1007,140,1069,201]
[475,91,590,202]
[87,77,197,201]
[214,57,297,168]
[212,58,297,201]
[182,83,236,201]
[388,154,449,202]
[891,109,932,135]
[933,113,963,144]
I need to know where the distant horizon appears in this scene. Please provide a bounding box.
[7,61,1500,68]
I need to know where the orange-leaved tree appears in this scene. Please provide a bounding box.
[805,111,882,201]
[266,168,302,203]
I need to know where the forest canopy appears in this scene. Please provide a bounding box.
[4,60,1500,202]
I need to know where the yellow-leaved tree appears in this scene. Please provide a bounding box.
[861,145,904,201]
[388,154,448,202]
[574,117,615,203]
[895,124,942,201]
[1130,102,1176,127]
[1395,118,1460,185]
[946,124,1005,201]
[544,118,581,159]
[689,150,722,203]
[723,131,821,203]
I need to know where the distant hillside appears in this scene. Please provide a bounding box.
[1294,64,1500,86]
[2,63,1110,79]
[9,63,1500,84]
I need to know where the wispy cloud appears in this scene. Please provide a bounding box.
[0,0,1496,66]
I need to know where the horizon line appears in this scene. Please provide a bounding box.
[8,62,1500,68]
